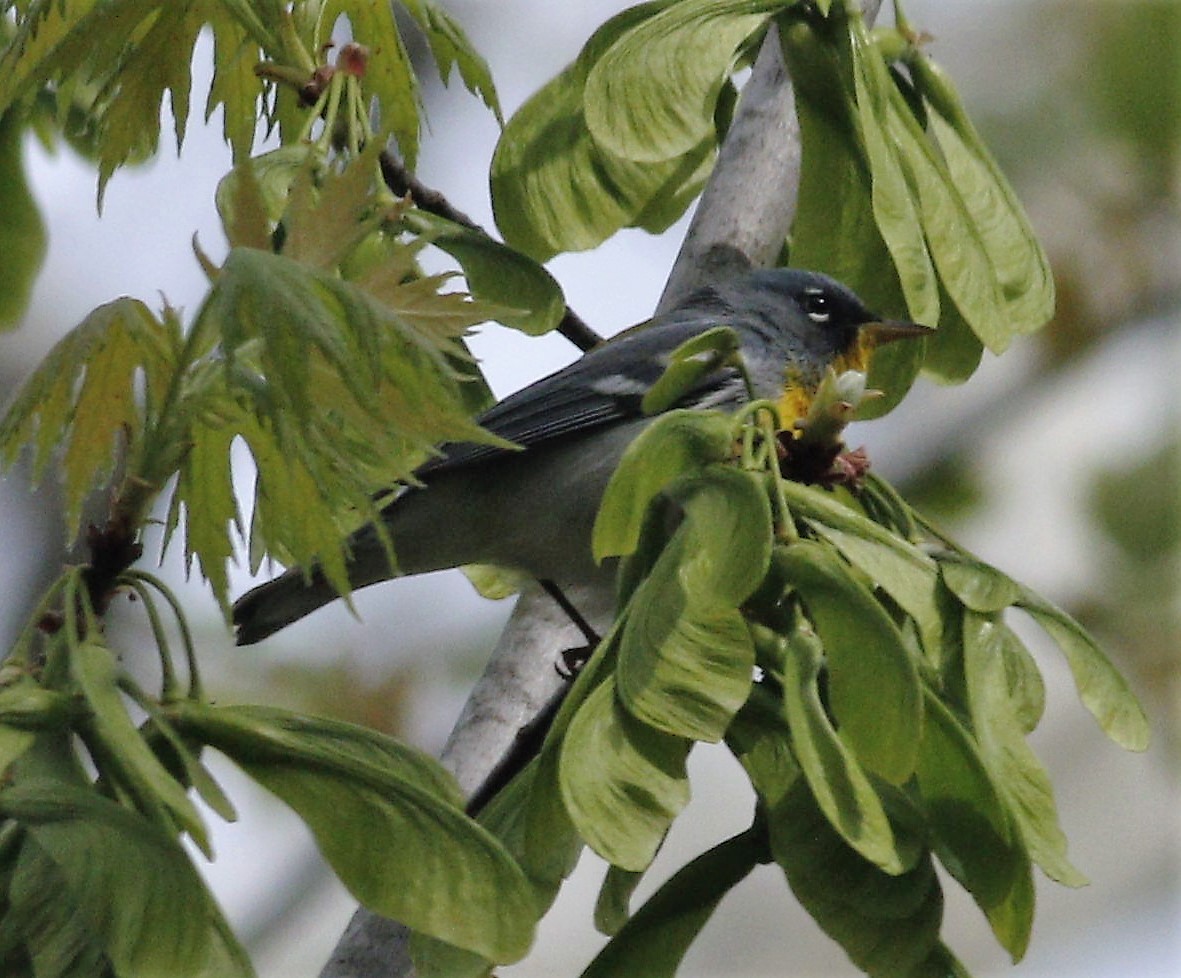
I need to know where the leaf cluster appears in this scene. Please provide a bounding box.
[419,407,1148,978]
[491,0,1053,414]
[0,567,535,976]
[0,0,499,197]
[0,143,563,610]
[783,4,1054,415]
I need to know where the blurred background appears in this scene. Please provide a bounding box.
[0,0,1177,975]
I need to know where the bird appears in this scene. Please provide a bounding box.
[232,267,928,645]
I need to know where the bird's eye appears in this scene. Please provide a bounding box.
[801,290,831,323]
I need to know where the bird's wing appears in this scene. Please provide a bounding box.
[416,312,736,478]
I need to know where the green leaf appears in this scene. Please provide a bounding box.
[779,622,907,873]
[615,469,770,742]
[206,17,264,164]
[779,15,921,418]
[2,779,253,978]
[920,284,984,384]
[917,688,1034,959]
[1016,591,1150,752]
[94,3,205,201]
[998,624,1047,734]
[490,2,717,260]
[911,54,1054,335]
[640,326,740,415]
[0,111,46,330]
[849,19,940,329]
[399,0,502,122]
[0,297,171,537]
[403,210,566,336]
[961,612,1088,887]
[593,410,736,561]
[171,703,535,962]
[775,540,923,784]
[187,248,503,601]
[559,679,691,873]
[779,479,942,652]
[594,865,644,936]
[937,552,1022,613]
[583,0,781,164]
[877,80,1011,354]
[71,639,211,856]
[580,828,763,978]
[725,679,801,809]
[770,778,945,978]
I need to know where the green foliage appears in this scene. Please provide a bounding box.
[0,0,1147,975]
[580,828,765,978]
[502,406,1149,978]
[0,0,499,199]
[782,3,1054,414]
[170,704,536,961]
[490,0,755,260]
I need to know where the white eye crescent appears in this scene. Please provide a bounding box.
[802,289,831,324]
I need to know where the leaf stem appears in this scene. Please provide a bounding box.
[120,570,203,702]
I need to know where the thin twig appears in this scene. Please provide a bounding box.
[378,148,603,352]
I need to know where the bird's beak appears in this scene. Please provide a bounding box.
[859,319,934,347]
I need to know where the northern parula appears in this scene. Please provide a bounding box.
[232,267,926,645]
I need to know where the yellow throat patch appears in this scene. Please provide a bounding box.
[777,334,873,433]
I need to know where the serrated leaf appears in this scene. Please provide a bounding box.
[580,829,762,978]
[490,2,717,260]
[281,141,389,270]
[0,111,46,330]
[171,703,535,962]
[1016,591,1150,751]
[593,410,736,561]
[917,688,1033,959]
[0,297,171,539]
[775,540,922,784]
[206,18,262,162]
[770,778,945,978]
[961,611,1088,887]
[615,469,769,742]
[93,4,205,202]
[189,248,503,597]
[175,413,240,611]
[399,0,502,122]
[583,0,782,164]
[403,209,566,336]
[779,622,906,873]
[2,779,253,978]
[559,678,691,873]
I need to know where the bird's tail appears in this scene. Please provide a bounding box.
[232,567,340,645]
